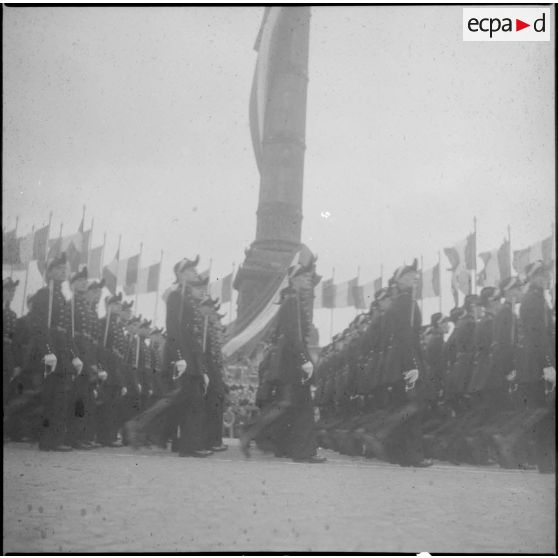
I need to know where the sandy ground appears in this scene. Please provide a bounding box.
[3,439,555,554]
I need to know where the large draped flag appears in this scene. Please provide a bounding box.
[478,239,510,287]
[249,7,282,174]
[444,233,476,304]
[222,251,299,359]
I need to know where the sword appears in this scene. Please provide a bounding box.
[47,279,54,329]
[103,307,112,348]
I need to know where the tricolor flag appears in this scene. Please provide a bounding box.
[18,231,35,266]
[222,251,299,359]
[33,225,50,269]
[321,278,336,309]
[136,262,161,294]
[360,278,380,308]
[249,7,282,174]
[209,272,233,304]
[418,263,441,299]
[88,245,103,278]
[48,229,84,272]
[478,239,510,287]
[444,233,476,303]
[513,234,554,275]
[2,228,19,265]
[348,278,366,309]
[102,250,120,294]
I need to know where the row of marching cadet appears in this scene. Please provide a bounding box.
[3,253,229,457]
[312,259,556,472]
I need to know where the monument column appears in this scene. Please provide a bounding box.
[234,7,311,332]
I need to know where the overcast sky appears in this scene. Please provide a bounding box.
[3,5,555,339]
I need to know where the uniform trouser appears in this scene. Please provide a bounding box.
[379,382,424,465]
[97,385,121,445]
[67,374,96,444]
[39,372,71,449]
[131,387,183,443]
[249,382,318,460]
[178,378,207,455]
[204,388,224,449]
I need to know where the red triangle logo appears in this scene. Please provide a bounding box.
[516,19,530,31]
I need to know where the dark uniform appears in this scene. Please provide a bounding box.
[98,303,125,446]
[30,278,77,450]
[203,307,227,451]
[242,285,319,461]
[67,287,97,447]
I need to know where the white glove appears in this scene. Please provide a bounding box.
[543,366,556,390]
[11,366,22,380]
[148,389,154,397]
[121,386,128,397]
[43,353,57,372]
[203,374,210,394]
[403,368,419,389]
[301,361,314,377]
[506,370,517,382]
[137,383,142,394]
[97,370,108,382]
[92,389,98,399]
[175,359,187,377]
[72,357,84,374]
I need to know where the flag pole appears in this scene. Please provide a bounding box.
[100,231,107,273]
[472,217,478,295]
[135,242,143,310]
[380,263,383,288]
[419,254,424,318]
[355,266,361,316]
[153,250,164,326]
[438,250,442,313]
[115,234,122,293]
[228,262,235,327]
[10,216,20,278]
[507,224,512,278]
[207,258,213,297]
[42,212,53,286]
[20,225,34,315]
[87,217,94,269]
[329,266,335,340]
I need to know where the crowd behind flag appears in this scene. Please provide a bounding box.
[2,209,555,337]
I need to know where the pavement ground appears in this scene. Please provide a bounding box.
[3,439,556,554]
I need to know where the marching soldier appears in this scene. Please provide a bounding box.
[31,253,82,451]
[125,257,213,458]
[84,278,104,442]
[66,266,97,449]
[444,295,478,416]
[494,263,555,472]
[202,298,228,453]
[97,293,126,447]
[240,257,326,463]
[358,260,432,467]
